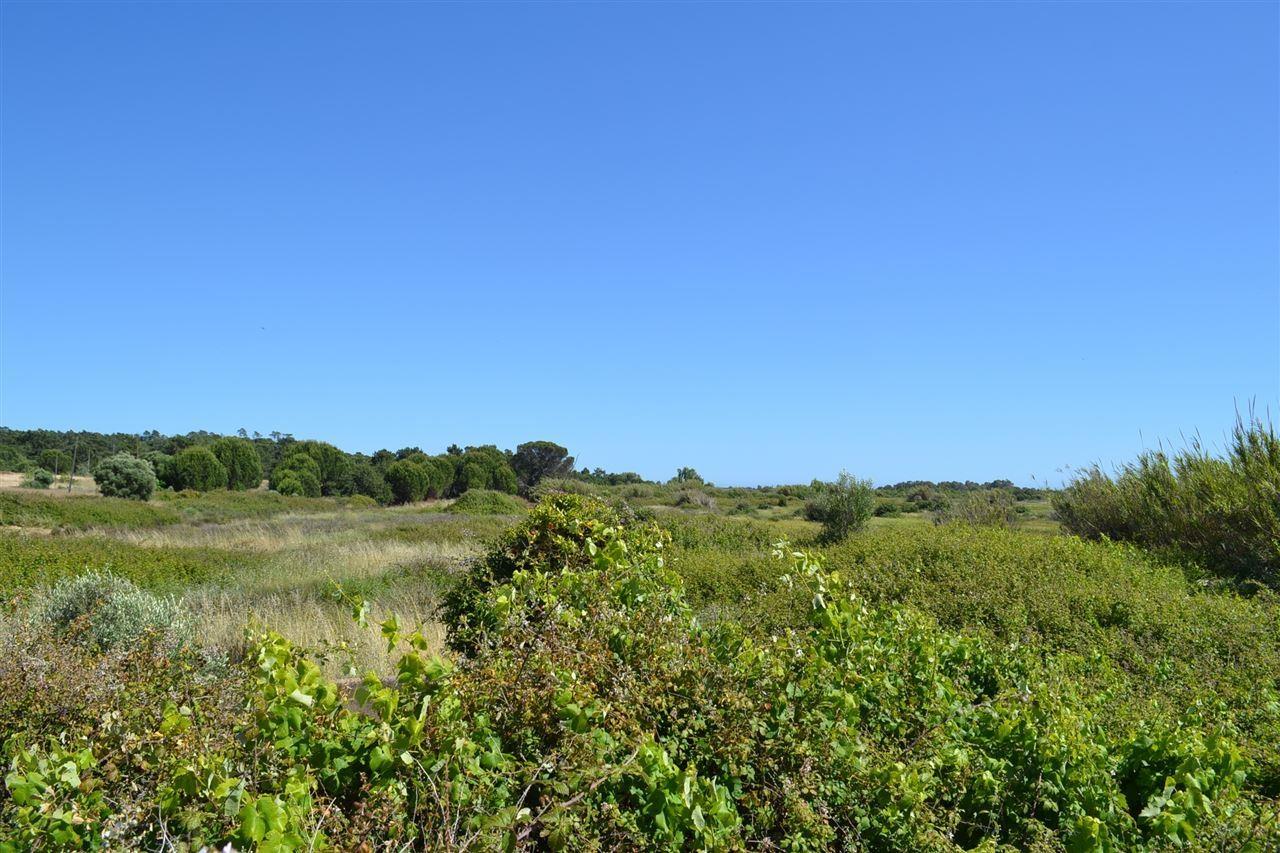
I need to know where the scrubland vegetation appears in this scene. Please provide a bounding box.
[0,417,1277,850]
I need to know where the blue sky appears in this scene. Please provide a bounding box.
[2,2,1276,486]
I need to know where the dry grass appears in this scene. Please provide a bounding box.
[0,471,100,494]
[30,503,501,675]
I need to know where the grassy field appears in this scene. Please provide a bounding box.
[0,489,516,671]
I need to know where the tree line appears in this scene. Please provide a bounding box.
[0,428,650,505]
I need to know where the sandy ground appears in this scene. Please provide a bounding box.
[0,470,99,493]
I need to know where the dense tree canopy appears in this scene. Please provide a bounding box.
[510,440,575,493]
[270,451,323,498]
[170,447,228,492]
[211,438,263,491]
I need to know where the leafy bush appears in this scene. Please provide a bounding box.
[805,470,874,542]
[32,570,194,652]
[441,492,666,654]
[170,446,228,492]
[93,452,157,500]
[22,468,54,489]
[211,437,264,490]
[1054,413,1280,585]
[446,489,526,516]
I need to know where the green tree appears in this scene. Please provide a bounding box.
[288,441,354,496]
[170,447,228,492]
[805,471,875,542]
[449,446,518,496]
[144,452,176,490]
[0,445,29,472]
[385,460,430,504]
[270,451,322,498]
[211,437,264,491]
[671,467,703,484]
[93,453,157,500]
[24,468,54,489]
[511,440,575,493]
[36,449,73,475]
[351,463,392,504]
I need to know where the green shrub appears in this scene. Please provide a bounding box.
[441,492,666,653]
[1054,413,1280,585]
[170,446,227,492]
[92,452,157,500]
[22,468,54,489]
[33,570,194,652]
[805,470,874,542]
[211,437,263,490]
[446,489,526,516]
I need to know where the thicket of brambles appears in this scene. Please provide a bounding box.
[2,493,1277,850]
[1054,413,1280,587]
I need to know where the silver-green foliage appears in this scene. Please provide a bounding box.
[34,570,193,653]
[93,452,157,500]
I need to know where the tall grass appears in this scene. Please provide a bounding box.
[1053,412,1280,585]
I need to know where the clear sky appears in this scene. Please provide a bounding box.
[2,2,1276,486]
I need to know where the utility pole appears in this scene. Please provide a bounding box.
[67,440,78,493]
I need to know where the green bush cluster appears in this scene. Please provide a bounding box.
[2,499,1275,849]
[1054,414,1280,585]
[446,489,527,516]
[93,452,157,500]
[805,470,875,542]
[22,468,54,489]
